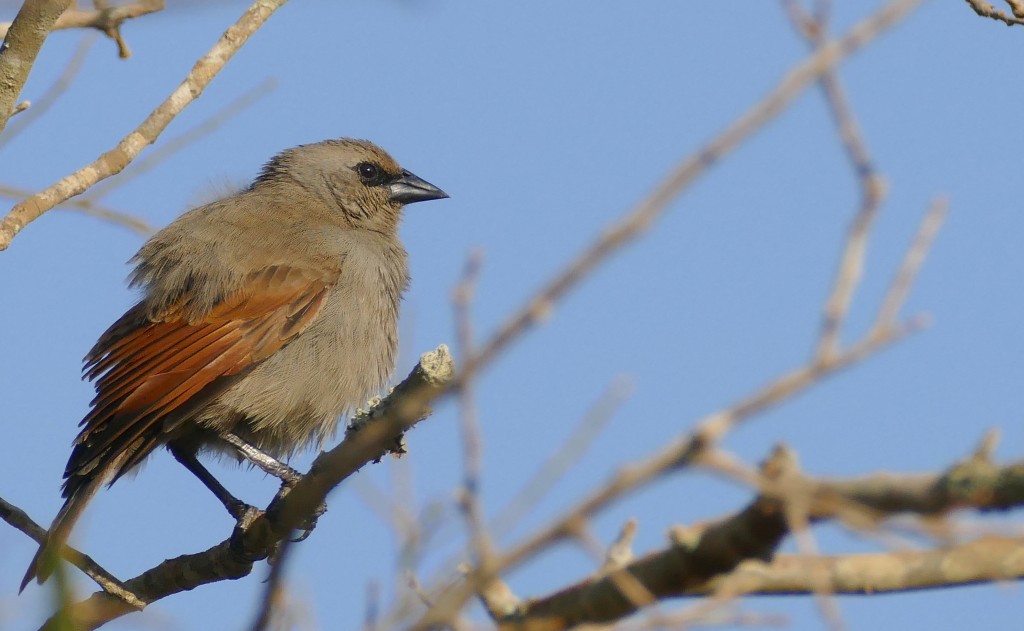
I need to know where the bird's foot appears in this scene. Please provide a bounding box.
[290,501,327,542]
[269,478,327,542]
[228,504,269,562]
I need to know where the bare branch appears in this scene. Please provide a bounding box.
[0,0,289,251]
[490,377,631,538]
[769,447,848,631]
[411,3,927,626]
[0,184,154,235]
[452,249,494,565]
[258,346,455,543]
[0,495,142,608]
[875,197,948,327]
[425,317,920,629]
[713,536,1024,595]
[491,455,1024,629]
[781,0,888,362]
[454,0,924,391]
[0,0,73,135]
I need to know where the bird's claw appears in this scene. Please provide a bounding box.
[290,501,327,542]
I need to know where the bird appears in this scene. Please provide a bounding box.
[21,138,448,589]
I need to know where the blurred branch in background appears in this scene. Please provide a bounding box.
[402,1,929,626]
[0,31,96,149]
[0,183,154,235]
[0,77,276,236]
[492,440,1024,630]
[4,0,1024,628]
[82,76,278,203]
[0,495,143,608]
[445,0,925,396]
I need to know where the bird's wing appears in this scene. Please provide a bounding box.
[64,264,337,496]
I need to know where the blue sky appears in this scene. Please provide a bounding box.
[2,1,1024,629]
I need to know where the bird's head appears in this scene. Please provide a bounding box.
[252,138,448,235]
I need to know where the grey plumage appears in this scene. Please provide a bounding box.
[21,138,447,589]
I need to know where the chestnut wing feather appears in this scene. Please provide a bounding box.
[64,265,336,497]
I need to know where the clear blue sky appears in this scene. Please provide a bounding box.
[2,1,1023,629]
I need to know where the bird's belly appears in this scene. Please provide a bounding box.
[197,298,398,458]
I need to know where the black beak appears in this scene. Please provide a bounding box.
[387,169,449,205]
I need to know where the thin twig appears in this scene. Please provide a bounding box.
[0,496,143,608]
[10,100,31,116]
[405,383,635,629]
[363,581,381,631]
[409,2,927,626]
[452,0,924,392]
[697,448,922,551]
[423,320,923,628]
[782,0,888,362]
[0,184,154,235]
[490,377,632,538]
[452,249,492,566]
[779,6,868,627]
[876,197,948,325]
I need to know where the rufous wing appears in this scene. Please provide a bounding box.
[64,264,337,497]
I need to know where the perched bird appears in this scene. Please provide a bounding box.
[21,138,447,589]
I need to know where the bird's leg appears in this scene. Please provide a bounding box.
[169,446,254,521]
[221,434,325,541]
[221,432,302,485]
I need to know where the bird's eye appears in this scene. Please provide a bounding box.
[355,162,384,185]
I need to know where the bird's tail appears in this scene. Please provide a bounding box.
[19,473,105,592]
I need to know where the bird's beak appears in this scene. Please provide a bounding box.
[387,169,449,205]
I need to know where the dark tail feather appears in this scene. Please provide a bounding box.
[19,473,106,592]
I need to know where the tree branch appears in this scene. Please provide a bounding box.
[714,536,1024,596]
[451,0,925,392]
[0,0,73,135]
[0,184,154,235]
[399,2,928,627]
[0,496,142,608]
[0,0,288,251]
[492,453,1024,629]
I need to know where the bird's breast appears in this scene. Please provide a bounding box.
[201,253,408,457]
